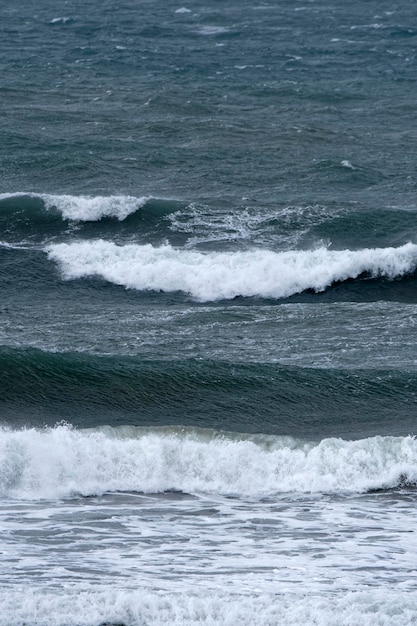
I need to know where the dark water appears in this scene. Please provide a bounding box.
[1,1,417,624]
[2,347,417,439]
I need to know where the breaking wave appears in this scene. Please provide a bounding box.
[0,587,416,626]
[1,424,417,500]
[46,240,417,301]
[0,192,149,222]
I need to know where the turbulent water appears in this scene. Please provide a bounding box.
[2,0,417,624]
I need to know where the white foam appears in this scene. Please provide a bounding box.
[0,192,148,221]
[198,26,231,36]
[0,241,28,250]
[49,17,72,24]
[41,194,148,221]
[46,240,417,301]
[1,425,417,500]
[0,587,416,626]
[0,192,29,200]
[168,203,333,248]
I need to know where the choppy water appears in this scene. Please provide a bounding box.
[2,0,417,624]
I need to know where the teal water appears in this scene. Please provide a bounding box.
[1,1,417,624]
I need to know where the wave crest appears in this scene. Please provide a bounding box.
[46,241,417,300]
[1,425,416,499]
[1,587,417,626]
[0,192,148,222]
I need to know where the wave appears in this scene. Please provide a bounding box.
[0,587,416,626]
[1,423,417,500]
[0,193,191,248]
[2,194,417,254]
[2,347,417,437]
[40,193,149,221]
[2,589,417,626]
[0,194,331,250]
[308,205,417,249]
[0,193,191,252]
[46,240,417,300]
[0,192,149,222]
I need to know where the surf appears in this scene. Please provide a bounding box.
[46,240,417,301]
[1,423,417,500]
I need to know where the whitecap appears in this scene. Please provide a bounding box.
[197,26,231,36]
[41,194,149,221]
[1,424,417,500]
[46,240,417,301]
[0,192,149,222]
[49,17,72,24]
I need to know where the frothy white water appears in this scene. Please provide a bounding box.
[1,588,417,626]
[0,192,148,221]
[167,203,331,248]
[1,425,417,500]
[49,17,72,24]
[46,240,417,301]
[41,194,149,221]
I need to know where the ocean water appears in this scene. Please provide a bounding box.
[1,0,417,624]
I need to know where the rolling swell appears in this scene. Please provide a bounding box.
[307,206,417,250]
[0,193,183,244]
[2,193,417,252]
[1,347,417,439]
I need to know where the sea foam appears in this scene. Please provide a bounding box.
[1,425,416,500]
[41,194,149,221]
[0,587,416,626]
[46,240,417,301]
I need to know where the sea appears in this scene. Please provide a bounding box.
[1,0,417,624]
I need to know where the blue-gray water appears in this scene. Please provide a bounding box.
[1,1,417,624]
